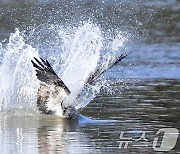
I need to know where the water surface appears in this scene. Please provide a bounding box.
[0,0,179,153]
[0,79,179,153]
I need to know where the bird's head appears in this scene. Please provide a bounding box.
[61,103,76,118]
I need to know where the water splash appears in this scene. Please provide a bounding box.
[0,29,39,112]
[0,22,128,115]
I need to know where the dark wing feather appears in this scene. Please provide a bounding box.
[31,57,70,93]
[31,57,70,114]
[86,52,130,84]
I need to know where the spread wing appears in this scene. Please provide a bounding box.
[31,57,70,114]
[86,52,130,84]
[75,52,130,109]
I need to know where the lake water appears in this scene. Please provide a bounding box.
[0,0,179,153]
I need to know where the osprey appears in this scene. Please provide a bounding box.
[31,53,129,118]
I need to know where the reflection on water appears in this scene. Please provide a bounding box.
[0,79,179,153]
[0,0,179,153]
